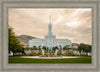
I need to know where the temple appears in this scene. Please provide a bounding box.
[28,16,72,50]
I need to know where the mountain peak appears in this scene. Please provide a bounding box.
[17,35,38,45]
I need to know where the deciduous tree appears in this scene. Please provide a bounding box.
[9,27,24,56]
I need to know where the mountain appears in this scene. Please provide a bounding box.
[17,35,38,45]
[72,43,79,46]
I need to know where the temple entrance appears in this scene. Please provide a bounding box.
[48,45,53,51]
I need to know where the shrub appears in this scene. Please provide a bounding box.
[38,51,42,55]
[54,54,57,57]
[57,50,62,55]
[14,53,22,56]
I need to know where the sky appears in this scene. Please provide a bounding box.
[8,8,92,44]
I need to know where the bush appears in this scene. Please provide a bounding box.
[63,54,68,56]
[54,54,57,57]
[24,47,31,50]
[14,53,22,56]
[32,52,37,56]
[38,51,42,55]
[57,50,62,55]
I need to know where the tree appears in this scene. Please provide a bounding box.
[88,45,91,53]
[9,27,24,56]
[63,45,69,50]
[42,46,46,50]
[78,43,92,55]
[78,43,85,53]
[24,46,31,50]
[38,46,41,53]
[52,47,55,51]
[32,46,37,50]
[38,45,41,50]
[59,45,62,50]
[16,44,25,55]
[54,46,58,50]
[21,48,25,55]
[84,44,92,55]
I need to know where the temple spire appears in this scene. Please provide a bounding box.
[48,16,52,35]
[49,16,51,24]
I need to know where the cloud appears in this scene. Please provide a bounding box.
[9,8,92,44]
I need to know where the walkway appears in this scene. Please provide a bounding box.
[21,56,79,59]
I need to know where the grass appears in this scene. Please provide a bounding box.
[9,56,91,64]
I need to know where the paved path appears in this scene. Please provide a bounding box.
[21,56,79,59]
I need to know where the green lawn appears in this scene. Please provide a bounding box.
[9,56,91,64]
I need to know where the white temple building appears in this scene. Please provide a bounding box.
[28,17,72,50]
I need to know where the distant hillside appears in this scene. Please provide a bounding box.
[72,43,79,46]
[17,35,38,45]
